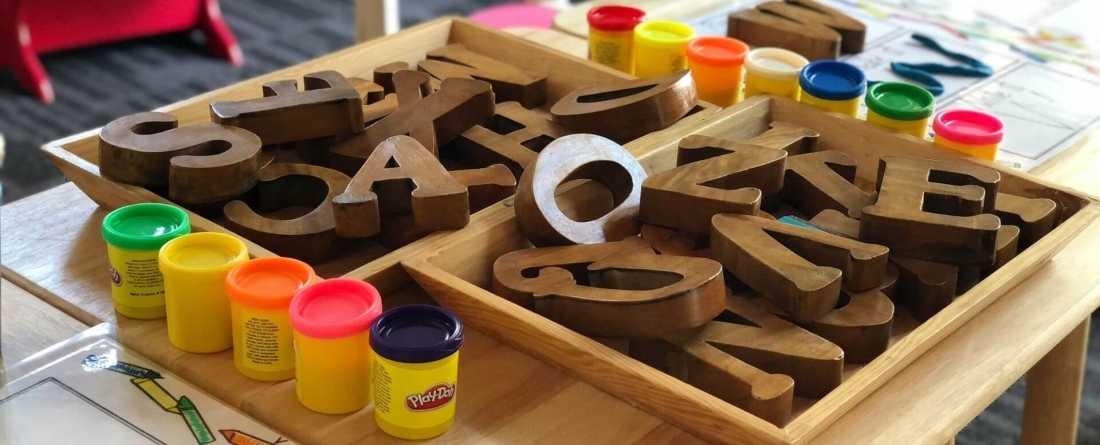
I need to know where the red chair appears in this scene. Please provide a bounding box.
[0,0,242,103]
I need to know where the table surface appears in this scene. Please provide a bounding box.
[3,27,1100,445]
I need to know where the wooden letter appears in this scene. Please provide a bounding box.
[957,225,1021,294]
[419,44,547,108]
[711,214,888,323]
[448,101,570,177]
[860,156,1001,266]
[677,121,819,165]
[515,134,648,246]
[451,164,517,212]
[891,256,957,321]
[99,112,262,205]
[550,71,697,144]
[640,224,711,259]
[210,71,363,145]
[348,76,399,125]
[783,151,875,219]
[630,293,843,427]
[995,193,1058,249]
[329,72,495,174]
[728,0,866,60]
[332,135,468,238]
[223,163,351,263]
[751,287,893,364]
[641,136,786,234]
[491,237,727,338]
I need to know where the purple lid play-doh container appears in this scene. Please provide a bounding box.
[369,305,464,364]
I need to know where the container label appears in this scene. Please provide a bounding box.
[373,353,459,430]
[589,31,632,73]
[240,308,293,373]
[106,246,165,308]
[405,383,455,411]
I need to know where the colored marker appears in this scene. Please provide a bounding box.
[178,396,215,445]
[219,430,286,445]
[131,378,180,413]
[82,354,163,380]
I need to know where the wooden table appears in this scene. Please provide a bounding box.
[3,27,1097,445]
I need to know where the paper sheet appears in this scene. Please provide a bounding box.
[0,325,294,445]
[940,63,1100,170]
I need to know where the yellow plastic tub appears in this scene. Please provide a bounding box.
[865,82,936,138]
[159,232,249,353]
[587,5,646,74]
[633,20,695,78]
[372,305,465,440]
[226,257,317,381]
[932,109,1005,161]
[798,60,866,117]
[744,47,808,100]
[290,278,383,414]
[686,37,750,107]
[101,203,190,319]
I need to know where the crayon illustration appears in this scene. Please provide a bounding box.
[131,378,180,413]
[82,353,163,379]
[220,429,288,445]
[178,396,215,444]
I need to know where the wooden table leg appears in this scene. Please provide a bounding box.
[1020,317,1090,445]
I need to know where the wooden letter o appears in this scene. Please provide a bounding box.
[514,134,648,246]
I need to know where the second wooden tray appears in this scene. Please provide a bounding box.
[403,95,1100,445]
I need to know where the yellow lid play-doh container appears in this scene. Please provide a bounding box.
[159,232,248,353]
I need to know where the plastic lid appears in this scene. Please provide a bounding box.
[226,257,317,309]
[686,37,749,67]
[158,232,248,273]
[866,82,935,121]
[744,47,809,81]
[634,21,695,48]
[587,5,646,32]
[290,278,383,339]
[370,305,464,364]
[933,109,1005,146]
[799,60,867,101]
[102,203,190,251]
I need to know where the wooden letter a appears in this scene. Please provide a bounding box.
[332,135,469,238]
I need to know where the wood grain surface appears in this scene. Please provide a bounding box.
[0,279,88,370]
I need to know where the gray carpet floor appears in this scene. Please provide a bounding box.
[0,0,1097,442]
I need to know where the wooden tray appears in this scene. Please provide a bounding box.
[402,95,1100,445]
[42,17,716,286]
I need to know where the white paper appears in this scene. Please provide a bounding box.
[0,326,294,445]
[940,63,1100,170]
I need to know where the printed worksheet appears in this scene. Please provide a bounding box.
[941,63,1100,170]
[0,325,294,445]
[842,32,1021,103]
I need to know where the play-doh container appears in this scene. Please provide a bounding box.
[798,60,866,117]
[226,257,317,381]
[587,5,646,74]
[102,203,190,319]
[933,109,1004,161]
[290,278,383,414]
[159,232,248,353]
[633,20,694,78]
[371,305,465,440]
[686,36,749,107]
[865,82,936,138]
[743,47,808,100]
